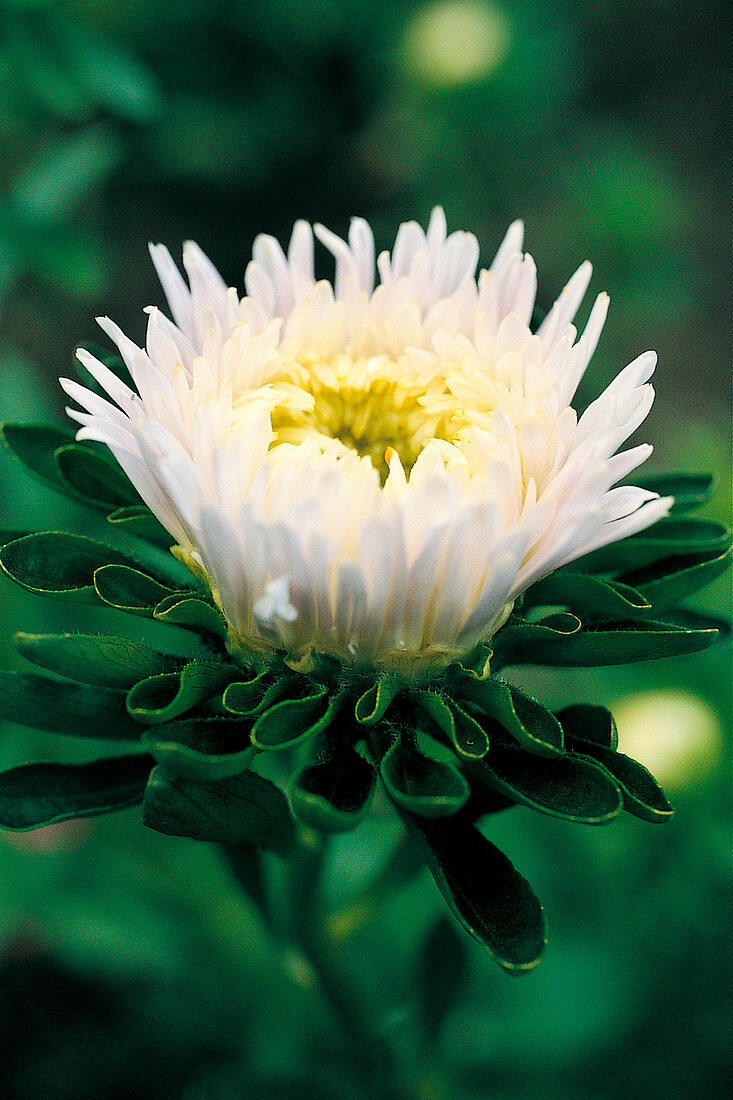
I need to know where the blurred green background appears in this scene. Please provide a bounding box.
[0,1,730,1097]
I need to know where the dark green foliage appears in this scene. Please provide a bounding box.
[291,734,377,832]
[0,668,141,740]
[0,754,152,830]
[141,718,255,781]
[404,812,546,973]
[142,766,295,855]
[14,631,174,688]
[380,730,470,819]
[126,661,235,725]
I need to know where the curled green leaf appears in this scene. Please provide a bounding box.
[126,660,234,725]
[380,729,470,819]
[251,685,343,751]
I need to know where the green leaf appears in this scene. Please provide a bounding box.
[291,736,377,832]
[0,754,152,831]
[154,592,228,638]
[0,532,133,601]
[251,686,342,751]
[222,671,272,716]
[558,726,673,823]
[413,690,489,759]
[620,548,733,614]
[143,766,295,855]
[569,518,731,575]
[1,422,76,493]
[490,613,581,668]
[141,717,255,780]
[404,813,546,973]
[0,528,30,546]
[554,704,618,751]
[470,739,623,823]
[522,572,650,621]
[126,661,234,725]
[380,730,470,819]
[354,675,402,725]
[54,442,139,510]
[416,916,468,1044]
[14,631,173,688]
[0,668,140,739]
[493,614,720,667]
[635,473,715,513]
[106,505,173,547]
[456,678,564,757]
[94,563,174,614]
[9,125,122,228]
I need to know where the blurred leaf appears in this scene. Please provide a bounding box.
[620,548,733,614]
[569,518,731,575]
[55,442,139,509]
[0,754,152,830]
[8,127,122,228]
[14,630,173,688]
[416,915,468,1045]
[1,422,77,494]
[404,812,546,973]
[143,766,295,855]
[492,614,720,666]
[522,572,650,620]
[107,504,173,547]
[0,668,140,739]
[49,13,162,123]
[635,474,715,513]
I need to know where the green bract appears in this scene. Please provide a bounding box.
[0,424,729,974]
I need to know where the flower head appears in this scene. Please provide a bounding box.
[62,210,670,678]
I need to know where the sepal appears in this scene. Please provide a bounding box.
[141,718,256,781]
[290,730,377,832]
[126,660,235,724]
[380,729,470,819]
[470,734,623,824]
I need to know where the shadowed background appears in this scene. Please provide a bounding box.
[0,1,730,1097]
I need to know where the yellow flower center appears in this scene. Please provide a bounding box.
[266,352,477,479]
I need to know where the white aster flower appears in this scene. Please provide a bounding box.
[61,209,671,678]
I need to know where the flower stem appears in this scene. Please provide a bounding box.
[285,830,405,1095]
